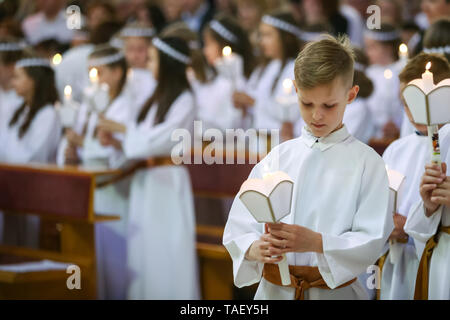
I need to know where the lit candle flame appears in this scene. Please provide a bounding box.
[52,53,62,66]
[64,85,72,98]
[384,69,393,80]
[426,62,431,71]
[89,68,98,83]
[222,46,232,57]
[399,44,408,55]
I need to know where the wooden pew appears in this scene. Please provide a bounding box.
[186,150,257,300]
[0,163,120,299]
[0,148,260,300]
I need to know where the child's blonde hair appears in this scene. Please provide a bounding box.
[294,34,355,90]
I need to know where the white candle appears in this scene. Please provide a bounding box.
[222,46,237,89]
[422,62,434,92]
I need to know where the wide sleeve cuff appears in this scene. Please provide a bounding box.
[224,233,263,288]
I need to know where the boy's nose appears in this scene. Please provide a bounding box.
[312,110,323,121]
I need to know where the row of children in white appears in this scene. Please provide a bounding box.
[0,19,448,300]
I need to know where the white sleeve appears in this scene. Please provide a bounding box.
[10,107,61,163]
[316,153,394,288]
[404,201,443,242]
[223,160,266,288]
[123,93,195,159]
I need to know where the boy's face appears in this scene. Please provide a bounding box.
[295,76,359,138]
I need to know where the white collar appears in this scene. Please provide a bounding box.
[301,124,351,151]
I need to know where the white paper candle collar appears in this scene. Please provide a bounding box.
[364,29,400,41]
[0,41,27,51]
[152,37,191,65]
[16,58,52,69]
[423,45,450,55]
[209,20,238,44]
[120,27,156,38]
[262,15,301,37]
[88,52,125,68]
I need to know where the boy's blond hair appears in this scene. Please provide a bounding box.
[294,35,355,90]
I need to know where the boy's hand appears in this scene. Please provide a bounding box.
[245,224,283,263]
[431,176,450,207]
[265,222,323,254]
[389,213,408,241]
[420,162,447,216]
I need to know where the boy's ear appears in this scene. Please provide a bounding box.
[293,79,298,93]
[347,85,359,104]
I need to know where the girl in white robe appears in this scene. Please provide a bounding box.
[120,23,157,109]
[0,56,61,248]
[235,12,304,141]
[202,16,258,130]
[378,53,450,300]
[364,24,405,139]
[404,124,450,300]
[58,45,138,300]
[97,36,200,300]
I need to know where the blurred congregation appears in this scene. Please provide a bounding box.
[0,0,449,300]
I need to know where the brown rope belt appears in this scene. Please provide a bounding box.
[96,157,175,188]
[414,225,450,300]
[262,263,357,300]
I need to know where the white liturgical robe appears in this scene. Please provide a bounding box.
[380,132,429,300]
[123,91,200,300]
[404,125,450,300]
[223,125,394,299]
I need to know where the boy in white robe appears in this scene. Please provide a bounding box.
[223,35,394,300]
[379,53,450,300]
[404,125,450,300]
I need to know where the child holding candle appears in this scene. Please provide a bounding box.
[403,63,450,300]
[364,23,404,140]
[0,53,61,248]
[223,35,394,300]
[232,11,303,142]
[379,53,450,300]
[96,36,199,299]
[58,45,137,300]
[162,22,240,132]
[203,14,257,129]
